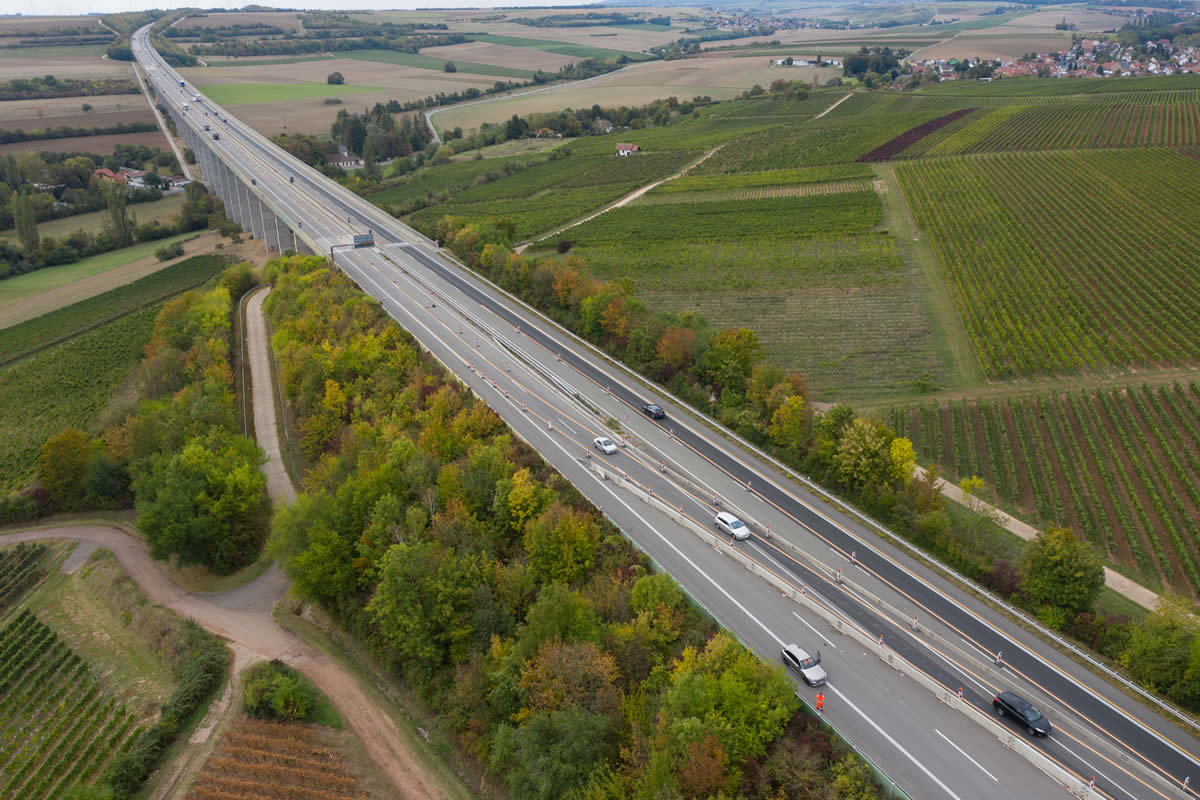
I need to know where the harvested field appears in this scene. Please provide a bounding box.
[432,57,839,133]
[858,108,976,161]
[0,46,128,80]
[991,8,1127,32]
[0,108,154,133]
[0,130,169,155]
[0,16,102,33]
[341,49,534,79]
[911,34,1070,62]
[186,717,365,800]
[0,94,147,125]
[420,40,581,72]
[182,58,499,135]
[174,11,304,31]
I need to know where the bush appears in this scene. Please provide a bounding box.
[444,61,457,73]
[243,660,318,722]
[327,71,345,85]
[557,239,574,253]
[155,241,184,261]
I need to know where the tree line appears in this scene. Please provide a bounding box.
[0,77,137,101]
[190,31,468,58]
[2,179,226,281]
[261,253,881,800]
[425,212,1200,709]
[0,120,157,145]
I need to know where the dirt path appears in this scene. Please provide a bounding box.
[812,91,853,120]
[1,281,454,798]
[515,146,724,252]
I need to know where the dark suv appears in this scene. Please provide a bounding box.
[641,403,665,420]
[993,691,1052,736]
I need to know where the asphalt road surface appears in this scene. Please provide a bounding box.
[134,25,1200,800]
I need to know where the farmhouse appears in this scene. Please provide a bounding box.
[329,155,363,169]
[92,168,126,184]
[616,143,640,157]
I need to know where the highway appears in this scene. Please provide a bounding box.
[134,25,1200,800]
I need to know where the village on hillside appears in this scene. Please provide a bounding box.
[915,38,1200,81]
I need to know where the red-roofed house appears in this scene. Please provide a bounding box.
[93,168,127,184]
[615,143,639,156]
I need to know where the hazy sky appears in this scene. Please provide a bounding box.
[6,1,592,16]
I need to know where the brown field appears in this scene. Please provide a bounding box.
[0,130,170,155]
[186,717,367,800]
[174,11,303,32]
[0,15,101,33]
[420,40,581,72]
[182,58,499,135]
[0,94,147,125]
[992,8,1127,32]
[911,33,1071,61]
[433,57,838,133]
[707,26,937,49]
[0,51,130,80]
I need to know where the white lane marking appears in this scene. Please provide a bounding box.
[336,213,974,800]
[792,611,837,649]
[935,729,998,782]
[826,683,964,800]
[1049,735,1140,800]
[908,633,992,695]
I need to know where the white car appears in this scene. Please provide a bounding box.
[592,436,618,455]
[715,511,750,541]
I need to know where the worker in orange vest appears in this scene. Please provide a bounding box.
[816,692,825,712]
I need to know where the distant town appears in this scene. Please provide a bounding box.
[915,38,1199,81]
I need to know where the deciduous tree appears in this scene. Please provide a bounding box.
[1019,526,1104,615]
[11,189,38,254]
[833,417,892,491]
[37,427,91,510]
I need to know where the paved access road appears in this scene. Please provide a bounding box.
[133,25,1200,800]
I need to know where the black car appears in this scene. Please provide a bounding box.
[993,691,1052,736]
[641,403,665,420]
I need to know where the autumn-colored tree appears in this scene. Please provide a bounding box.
[656,326,697,372]
[37,427,92,510]
[888,436,917,484]
[833,417,893,491]
[495,467,549,535]
[552,266,582,308]
[679,734,729,799]
[519,638,621,719]
[768,395,811,460]
[599,294,631,341]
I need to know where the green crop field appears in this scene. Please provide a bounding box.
[655,164,874,193]
[196,81,382,105]
[707,92,848,119]
[367,156,537,208]
[0,304,159,494]
[0,254,230,366]
[0,609,144,800]
[694,111,944,171]
[913,73,1200,97]
[471,33,645,61]
[892,102,1200,157]
[452,151,696,203]
[409,184,641,240]
[341,49,535,79]
[889,382,1200,596]
[0,194,186,244]
[0,44,109,59]
[565,191,883,243]
[896,149,1200,378]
